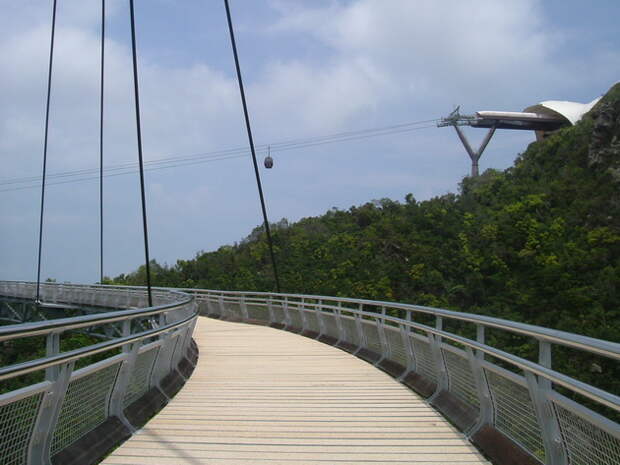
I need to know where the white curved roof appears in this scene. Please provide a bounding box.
[524,97,601,125]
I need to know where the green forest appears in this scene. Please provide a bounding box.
[109,83,620,345]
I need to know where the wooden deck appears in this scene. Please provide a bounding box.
[102,317,490,464]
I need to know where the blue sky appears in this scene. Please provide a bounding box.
[1,0,618,283]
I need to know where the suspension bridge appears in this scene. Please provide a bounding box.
[2,1,619,464]
[0,281,618,465]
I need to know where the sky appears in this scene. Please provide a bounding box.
[1,0,618,284]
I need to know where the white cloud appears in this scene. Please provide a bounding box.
[270,0,563,103]
[0,0,618,282]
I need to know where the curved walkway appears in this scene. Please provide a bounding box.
[102,317,489,465]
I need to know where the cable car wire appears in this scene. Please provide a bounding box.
[0,117,437,188]
[0,122,436,193]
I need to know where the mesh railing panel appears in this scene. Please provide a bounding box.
[383,326,408,366]
[287,307,304,329]
[554,401,620,465]
[303,310,321,333]
[361,320,382,354]
[0,392,43,465]
[246,304,267,322]
[198,300,217,315]
[270,305,286,325]
[410,336,437,383]
[319,313,340,340]
[485,368,545,462]
[123,347,160,408]
[51,363,121,456]
[339,316,361,346]
[225,302,244,320]
[442,348,480,411]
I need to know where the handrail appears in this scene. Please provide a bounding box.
[16,281,615,362]
[196,292,620,411]
[1,282,618,465]
[187,287,620,465]
[0,292,192,342]
[188,288,620,360]
[0,281,198,465]
[0,310,196,381]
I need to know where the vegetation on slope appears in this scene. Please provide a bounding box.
[108,83,620,410]
[111,84,620,343]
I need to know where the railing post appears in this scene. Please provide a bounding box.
[299,297,308,331]
[403,310,416,370]
[218,294,225,318]
[335,302,344,345]
[398,310,416,381]
[525,341,567,465]
[177,316,196,361]
[283,296,291,328]
[267,295,275,324]
[45,332,61,381]
[186,316,198,355]
[240,295,249,320]
[465,324,493,436]
[353,303,365,354]
[170,327,189,379]
[151,330,178,400]
[316,300,326,337]
[205,293,215,316]
[377,306,389,362]
[28,361,75,465]
[108,320,139,431]
[428,315,448,401]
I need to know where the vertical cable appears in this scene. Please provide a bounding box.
[99,0,105,284]
[36,0,58,303]
[129,0,153,306]
[223,0,281,293]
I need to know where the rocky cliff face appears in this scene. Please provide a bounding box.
[588,83,620,182]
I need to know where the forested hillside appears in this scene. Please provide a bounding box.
[110,84,620,342]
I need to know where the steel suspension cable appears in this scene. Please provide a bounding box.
[129,0,153,306]
[35,0,58,303]
[224,0,281,293]
[99,0,105,284]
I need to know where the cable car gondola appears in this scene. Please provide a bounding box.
[264,145,273,169]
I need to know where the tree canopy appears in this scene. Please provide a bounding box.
[110,84,620,344]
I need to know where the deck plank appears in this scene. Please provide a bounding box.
[102,317,489,464]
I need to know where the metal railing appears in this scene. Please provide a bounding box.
[0,281,198,465]
[1,282,618,465]
[188,288,620,465]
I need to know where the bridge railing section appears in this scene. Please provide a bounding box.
[189,288,620,465]
[0,281,198,465]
